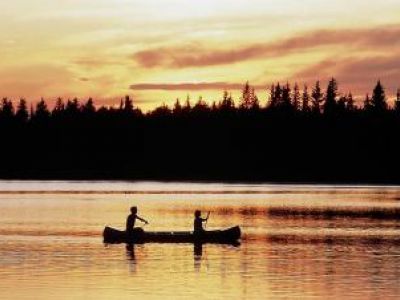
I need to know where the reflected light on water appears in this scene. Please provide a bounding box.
[0,182,400,299]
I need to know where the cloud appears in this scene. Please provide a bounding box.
[73,58,120,69]
[0,64,76,98]
[291,54,400,96]
[0,64,118,102]
[130,55,400,96]
[130,82,253,91]
[132,25,400,69]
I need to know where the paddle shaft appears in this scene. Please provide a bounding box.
[204,211,210,228]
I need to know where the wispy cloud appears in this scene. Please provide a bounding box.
[132,25,400,69]
[73,57,122,69]
[130,54,400,95]
[292,54,400,95]
[130,82,255,91]
[0,64,76,98]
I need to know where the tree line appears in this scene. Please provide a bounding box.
[0,79,400,183]
[0,79,398,122]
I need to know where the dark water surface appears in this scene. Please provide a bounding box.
[1,181,400,299]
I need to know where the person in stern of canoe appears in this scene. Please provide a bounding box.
[126,206,149,235]
[194,210,209,234]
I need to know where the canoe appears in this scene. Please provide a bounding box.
[103,226,241,245]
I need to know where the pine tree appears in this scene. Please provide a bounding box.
[240,81,252,109]
[251,88,259,110]
[275,83,282,107]
[123,95,134,113]
[221,90,234,110]
[193,96,209,114]
[269,84,276,108]
[311,81,323,113]
[30,103,34,119]
[34,98,50,121]
[240,82,258,109]
[222,90,229,106]
[15,99,29,123]
[282,83,291,109]
[211,101,217,111]
[292,83,300,111]
[364,94,372,111]
[82,98,96,115]
[302,85,310,112]
[324,78,338,115]
[394,89,400,113]
[66,98,80,117]
[53,97,65,117]
[371,80,387,113]
[183,98,191,114]
[173,98,182,115]
[337,96,347,113]
[1,98,14,120]
[346,93,355,111]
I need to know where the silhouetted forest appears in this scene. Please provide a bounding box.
[1,79,400,183]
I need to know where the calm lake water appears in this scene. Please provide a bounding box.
[1,181,400,299]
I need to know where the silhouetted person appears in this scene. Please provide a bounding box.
[126,206,148,235]
[194,210,209,234]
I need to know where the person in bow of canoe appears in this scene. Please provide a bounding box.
[194,210,209,234]
[126,206,149,234]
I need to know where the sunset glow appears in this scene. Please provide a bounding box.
[1,0,400,110]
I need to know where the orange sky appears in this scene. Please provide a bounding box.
[1,0,400,110]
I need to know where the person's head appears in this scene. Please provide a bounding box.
[130,206,138,214]
[195,210,201,218]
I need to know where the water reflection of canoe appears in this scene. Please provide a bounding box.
[103,226,241,245]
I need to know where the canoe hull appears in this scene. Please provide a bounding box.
[103,226,241,245]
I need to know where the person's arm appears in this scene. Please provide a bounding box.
[202,212,210,222]
[136,215,149,224]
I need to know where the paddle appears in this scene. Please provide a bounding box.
[204,211,211,229]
